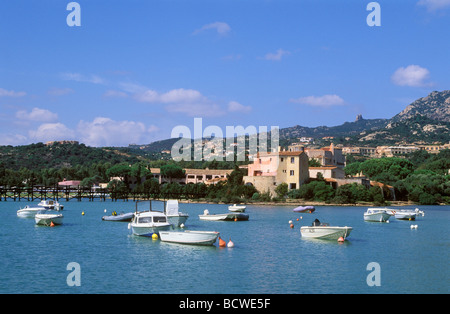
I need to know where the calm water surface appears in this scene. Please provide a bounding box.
[0,200,448,294]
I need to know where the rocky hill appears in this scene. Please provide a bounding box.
[392,90,450,123]
[280,90,450,145]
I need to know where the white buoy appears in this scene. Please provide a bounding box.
[104,209,107,213]
[180,223,185,228]
[288,220,293,224]
[227,239,234,248]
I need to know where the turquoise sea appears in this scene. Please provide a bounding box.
[0,200,448,294]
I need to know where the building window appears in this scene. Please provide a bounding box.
[290,157,295,163]
[281,158,284,162]
[290,183,296,189]
[290,170,294,176]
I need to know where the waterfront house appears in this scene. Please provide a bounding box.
[243,149,309,196]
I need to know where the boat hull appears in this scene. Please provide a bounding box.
[395,213,416,220]
[17,207,42,218]
[228,205,246,212]
[131,224,171,237]
[35,214,64,226]
[364,212,391,222]
[198,213,249,221]
[300,226,352,240]
[159,230,219,245]
[102,212,134,222]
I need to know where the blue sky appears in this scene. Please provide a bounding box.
[1,0,449,147]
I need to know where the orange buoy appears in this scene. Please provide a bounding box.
[50,221,55,227]
[290,223,294,229]
[219,236,226,247]
[234,217,238,222]
[337,237,345,242]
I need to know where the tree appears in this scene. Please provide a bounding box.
[160,164,185,182]
[227,165,244,186]
[275,183,288,199]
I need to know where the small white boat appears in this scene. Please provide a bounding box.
[228,204,246,212]
[35,210,64,226]
[393,208,425,220]
[165,200,189,227]
[130,211,171,237]
[364,208,391,222]
[159,230,220,246]
[293,205,315,213]
[385,208,424,220]
[199,209,249,221]
[300,221,352,240]
[17,205,44,218]
[102,212,134,222]
[38,200,64,211]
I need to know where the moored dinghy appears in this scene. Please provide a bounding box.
[102,211,134,221]
[17,205,44,218]
[364,208,391,222]
[300,219,352,240]
[159,230,220,245]
[35,210,64,226]
[199,209,249,221]
[293,205,315,213]
[228,204,246,212]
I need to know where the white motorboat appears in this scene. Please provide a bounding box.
[228,204,246,212]
[38,200,64,211]
[300,221,352,240]
[199,209,249,221]
[17,205,44,218]
[165,200,189,227]
[159,230,220,246]
[394,208,425,220]
[395,211,416,220]
[35,210,63,226]
[130,211,171,237]
[364,208,391,222]
[385,208,424,220]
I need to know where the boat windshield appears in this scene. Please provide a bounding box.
[138,217,152,223]
[153,216,167,223]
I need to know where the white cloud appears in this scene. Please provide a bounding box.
[134,87,225,117]
[29,123,76,142]
[159,88,204,103]
[391,65,431,87]
[77,117,154,147]
[263,49,291,61]
[0,133,28,146]
[193,22,231,36]
[290,94,345,107]
[61,72,105,85]
[16,107,58,122]
[227,101,251,113]
[418,0,450,11]
[0,88,26,97]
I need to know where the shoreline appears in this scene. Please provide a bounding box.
[176,199,435,207]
